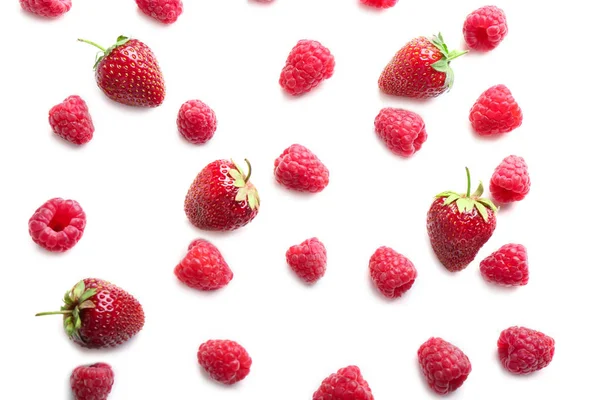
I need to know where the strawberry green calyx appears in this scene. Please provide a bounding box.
[429,33,468,90]
[78,35,131,69]
[230,159,260,211]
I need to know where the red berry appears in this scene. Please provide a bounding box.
[174,239,233,290]
[480,243,528,286]
[313,365,374,400]
[470,84,522,136]
[20,0,71,17]
[48,95,94,145]
[369,246,417,299]
[286,238,327,284]
[198,340,252,385]
[28,198,86,252]
[360,0,398,8]
[136,0,183,24]
[177,100,217,144]
[463,6,508,51]
[274,144,329,193]
[418,337,472,395]
[489,155,531,203]
[279,40,335,96]
[70,363,114,400]
[498,326,555,375]
[374,108,427,157]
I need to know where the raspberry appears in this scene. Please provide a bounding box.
[498,326,555,375]
[360,0,398,8]
[48,95,94,145]
[463,6,508,51]
[274,144,329,193]
[70,363,114,400]
[174,239,233,290]
[279,40,335,96]
[313,366,374,400]
[469,84,523,136]
[480,243,528,286]
[198,340,252,384]
[369,246,417,299]
[136,0,183,24]
[286,238,327,284]
[489,155,531,203]
[374,108,427,157]
[177,100,217,144]
[28,198,86,252]
[20,0,71,18]
[418,337,472,395]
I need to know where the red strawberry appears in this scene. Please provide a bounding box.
[78,36,165,107]
[184,159,260,231]
[174,239,233,290]
[427,168,498,272]
[36,279,145,349]
[379,33,467,98]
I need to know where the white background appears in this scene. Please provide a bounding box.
[0,0,597,398]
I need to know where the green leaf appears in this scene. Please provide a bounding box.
[465,200,475,212]
[456,197,469,213]
[435,190,457,198]
[79,300,95,310]
[116,35,129,43]
[64,316,73,329]
[229,169,242,181]
[79,289,97,304]
[431,59,449,73]
[443,194,460,205]
[472,181,484,198]
[63,290,73,305]
[477,198,498,212]
[235,187,249,202]
[229,169,246,188]
[72,281,85,300]
[445,67,455,89]
[75,317,82,330]
[247,192,258,210]
[475,202,489,222]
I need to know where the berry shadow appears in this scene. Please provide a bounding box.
[479,275,521,293]
[173,278,228,298]
[197,366,246,389]
[97,93,157,114]
[357,3,388,13]
[32,243,70,257]
[377,91,434,105]
[469,126,508,142]
[49,131,85,149]
[68,335,142,355]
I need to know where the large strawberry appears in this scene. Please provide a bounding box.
[427,168,498,272]
[379,33,467,98]
[36,279,145,349]
[185,159,260,231]
[78,36,165,107]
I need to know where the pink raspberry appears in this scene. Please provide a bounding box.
[70,363,114,400]
[136,0,183,24]
[49,95,94,145]
[279,40,335,96]
[498,326,555,375]
[374,108,427,157]
[470,84,523,136]
[418,337,472,395]
[20,0,71,18]
[177,100,217,144]
[489,155,531,203]
[198,340,252,385]
[274,144,329,193]
[369,246,417,299]
[480,243,528,286]
[463,6,508,51]
[313,366,374,400]
[360,0,398,8]
[28,198,86,252]
[286,238,327,284]
[174,239,233,291]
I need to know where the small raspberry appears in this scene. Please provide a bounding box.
[20,0,71,18]
[174,239,233,291]
[28,198,86,252]
[470,84,523,136]
[369,246,417,299]
[274,144,329,193]
[489,155,531,203]
[463,6,508,51]
[136,0,183,24]
[374,108,427,157]
[418,337,472,395]
[498,326,555,375]
[279,40,335,96]
[480,243,528,286]
[360,0,398,8]
[70,363,114,400]
[286,238,327,284]
[177,100,217,144]
[198,340,252,384]
[312,366,374,400]
[49,95,94,145]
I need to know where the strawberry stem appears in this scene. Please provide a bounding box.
[465,167,471,197]
[244,159,252,183]
[35,311,72,316]
[77,38,106,52]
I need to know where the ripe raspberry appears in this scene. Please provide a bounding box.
[286,238,327,284]
[174,239,233,290]
[360,0,398,8]
[418,337,472,395]
[374,108,427,157]
[28,198,86,252]
[313,366,374,400]
[279,40,335,96]
[498,326,555,375]
[470,84,523,136]
[463,6,508,51]
[369,246,417,299]
[48,95,94,145]
[274,144,329,193]
[177,100,217,144]
[198,340,252,384]
[70,363,114,400]
[136,0,183,24]
[489,155,531,203]
[20,0,71,18]
[480,243,528,286]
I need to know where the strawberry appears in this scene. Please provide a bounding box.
[185,159,260,231]
[427,168,498,272]
[379,33,467,98]
[78,36,165,107]
[36,279,145,349]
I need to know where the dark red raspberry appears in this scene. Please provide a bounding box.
[20,0,71,17]
[279,40,335,96]
[174,239,233,290]
[70,363,114,400]
[177,100,217,144]
[418,337,472,395]
[463,6,508,51]
[480,243,528,286]
[28,198,86,252]
[374,108,427,157]
[286,238,327,284]
[313,365,374,400]
[274,144,329,193]
[489,155,531,203]
[470,84,523,136]
[136,0,183,24]
[49,95,94,145]
[369,246,417,299]
[198,339,252,385]
[360,0,398,8]
[498,326,555,375]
